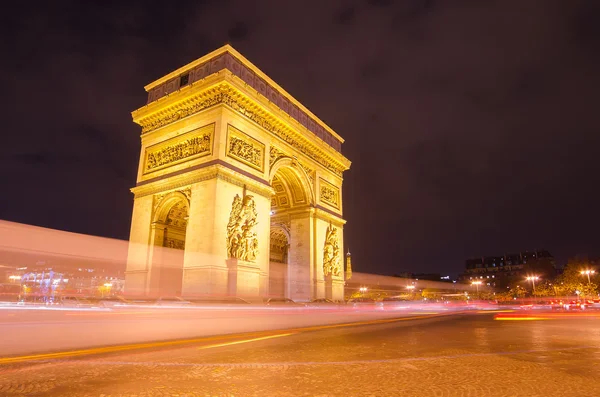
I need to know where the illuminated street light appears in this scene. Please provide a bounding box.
[525,276,539,294]
[406,285,415,290]
[580,270,596,284]
[359,287,367,294]
[471,281,482,294]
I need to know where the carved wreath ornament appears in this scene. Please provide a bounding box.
[323,224,341,277]
[226,193,259,262]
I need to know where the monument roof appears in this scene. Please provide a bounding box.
[142,45,344,151]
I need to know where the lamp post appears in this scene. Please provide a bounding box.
[580,270,595,285]
[471,281,482,297]
[525,276,539,295]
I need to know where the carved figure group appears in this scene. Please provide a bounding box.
[229,137,261,168]
[323,224,341,277]
[320,185,339,207]
[147,135,211,171]
[227,194,259,262]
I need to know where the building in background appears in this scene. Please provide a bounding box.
[459,250,555,288]
[1,262,124,302]
[392,272,451,282]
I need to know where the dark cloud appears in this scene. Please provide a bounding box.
[1,0,599,277]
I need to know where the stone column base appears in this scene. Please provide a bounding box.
[182,266,229,297]
[332,278,345,302]
[227,259,261,299]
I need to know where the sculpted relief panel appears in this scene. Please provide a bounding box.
[226,125,265,172]
[138,86,345,177]
[226,193,259,262]
[319,178,340,209]
[269,146,286,167]
[144,124,214,174]
[323,224,341,277]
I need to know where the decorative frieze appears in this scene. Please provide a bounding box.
[145,50,343,153]
[138,84,345,177]
[144,124,214,174]
[226,124,265,172]
[319,178,340,209]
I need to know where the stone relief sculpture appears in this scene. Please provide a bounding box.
[227,193,259,262]
[226,125,265,172]
[323,224,341,277]
[146,134,212,172]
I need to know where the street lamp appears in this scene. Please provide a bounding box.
[525,276,539,295]
[359,287,367,295]
[580,270,596,284]
[471,281,482,295]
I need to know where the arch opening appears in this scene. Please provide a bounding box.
[150,193,189,297]
[268,163,313,301]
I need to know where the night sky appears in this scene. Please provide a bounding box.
[2,0,600,276]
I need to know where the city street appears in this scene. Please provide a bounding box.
[1,311,599,396]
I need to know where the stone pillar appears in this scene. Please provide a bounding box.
[288,210,314,302]
[181,177,270,299]
[182,178,228,297]
[314,216,345,301]
[125,195,153,297]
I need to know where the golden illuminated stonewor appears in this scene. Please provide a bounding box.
[125,45,351,301]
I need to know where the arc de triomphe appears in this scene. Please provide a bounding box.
[125,45,351,301]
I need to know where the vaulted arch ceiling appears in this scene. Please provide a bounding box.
[156,199,188,229]
[270,167,308,211]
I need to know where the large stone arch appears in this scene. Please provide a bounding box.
[126,45,350,301]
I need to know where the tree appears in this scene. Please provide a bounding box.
[556,260,599,299]
[532,280,554,298]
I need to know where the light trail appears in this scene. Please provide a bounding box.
[198,333,294,349]
[0,312,450,365]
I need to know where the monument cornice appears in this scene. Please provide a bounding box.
[142,45,344,146]
[132,74,350,178]
[313,208,346,227]
[131,163,273,199]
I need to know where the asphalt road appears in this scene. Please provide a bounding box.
[0,304,443,356]
[1,311,599,397]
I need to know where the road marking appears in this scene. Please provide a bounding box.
[199,333,294,349]
[0,312,450,365]
[46,345,599,368]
